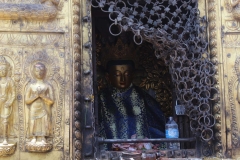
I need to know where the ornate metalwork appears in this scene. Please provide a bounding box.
[73,0,82,159]
[208,0,222,157]
[91,0,217,155]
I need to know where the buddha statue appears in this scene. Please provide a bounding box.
[98,39,166,149]
[25,62,54,144]
[0,56,15,145]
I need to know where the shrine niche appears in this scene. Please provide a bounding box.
[96,35,173,118]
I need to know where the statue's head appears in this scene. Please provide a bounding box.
[106,60,135,89]
[100,38,139,89]
[0,56,10,77]
[33,62,46,80]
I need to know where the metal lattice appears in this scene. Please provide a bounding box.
[91,0,217,156]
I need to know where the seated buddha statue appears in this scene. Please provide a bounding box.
[98,39,166,145]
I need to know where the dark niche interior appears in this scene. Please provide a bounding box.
[92,8,195,151]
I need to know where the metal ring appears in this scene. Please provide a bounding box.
[190,120,198,131]
[201,128,213,142]
[115,0,126,8]
[172,60,182,70]
[109,11,121,21]
[189,109,199,120]
[204,114,215,128]
[198,115,205,126]
[199,90,210,99]
[109,23,122,36]
[198,103,210,113]
[177,81,187,92]
[191,97,200,107]
[179,69,189,79]
[133,34,143,45]
[209,87,219,101]
[172,72,179,82]
[183,92,193,103]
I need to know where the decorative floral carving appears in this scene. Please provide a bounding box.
[25,142,52,152]
[225,0,240,20]
[0,143,16,157]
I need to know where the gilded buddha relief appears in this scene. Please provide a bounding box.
[0,55,17,156]
[25,62,54,150]
[22,51,63,153]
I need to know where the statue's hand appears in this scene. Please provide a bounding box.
[4,102,10,108]
[39,93,45,99]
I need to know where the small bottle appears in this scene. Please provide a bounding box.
[165,117,180,150]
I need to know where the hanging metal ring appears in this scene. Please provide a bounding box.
[109,22,122,36]
[133,34,142,45]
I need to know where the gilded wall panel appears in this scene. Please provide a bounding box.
[223,47,240,158]
[222,0,240,158]
[0,0,72,159]
[0,0,68,32]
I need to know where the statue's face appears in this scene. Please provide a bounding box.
[0,65,8,77]
[33,64,46,79]
[107,64,134,89]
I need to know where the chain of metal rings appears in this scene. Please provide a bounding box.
[91,0,217,153]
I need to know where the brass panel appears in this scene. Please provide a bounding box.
[222,0,240,158]
[0,0,73,159]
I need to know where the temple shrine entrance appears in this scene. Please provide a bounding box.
[80,1,216,158]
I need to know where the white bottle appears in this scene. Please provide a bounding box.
[165,117,180,149]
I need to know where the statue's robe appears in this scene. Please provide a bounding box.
[25,83,54,138]
[98,85,166,141]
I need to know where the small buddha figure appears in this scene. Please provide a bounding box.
[0,56,15,145]
[98,60,166,146]
[25,62,54,144]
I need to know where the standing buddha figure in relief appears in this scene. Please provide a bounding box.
[25,62,54,144]
[0,56,15,145]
